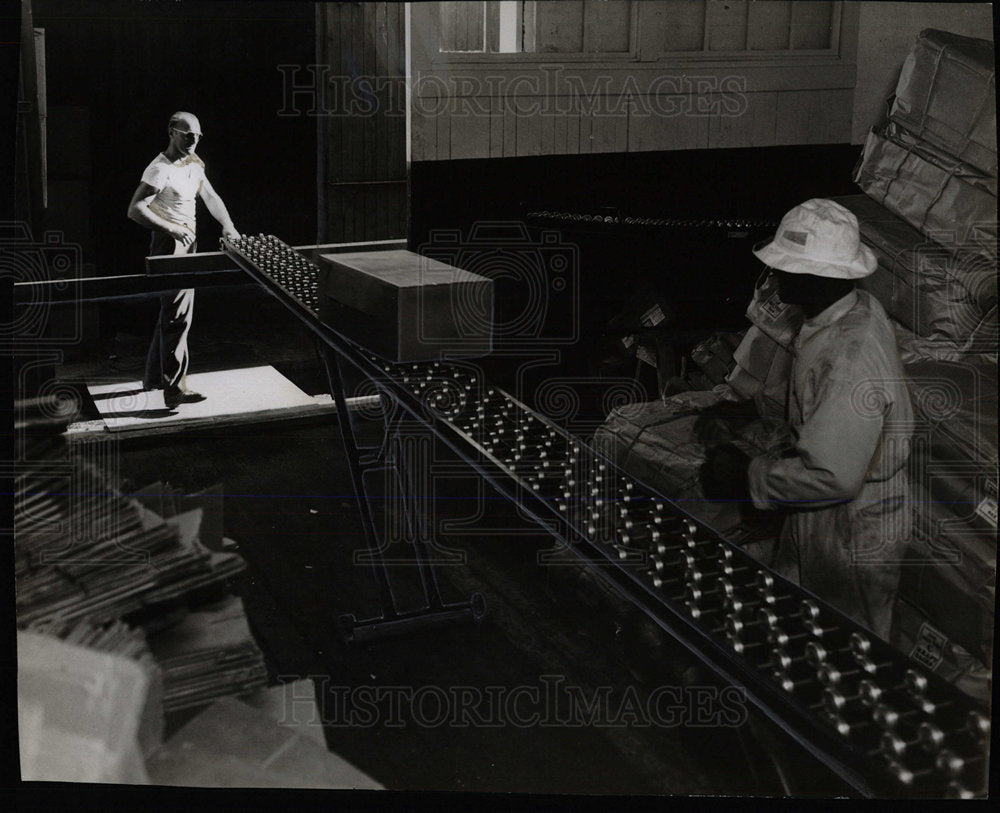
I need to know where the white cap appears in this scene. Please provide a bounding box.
[753,198,877,279]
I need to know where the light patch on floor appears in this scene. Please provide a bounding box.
[144,685,384,789]
[87,366,320,431]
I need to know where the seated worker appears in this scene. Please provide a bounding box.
[699,198,913,640]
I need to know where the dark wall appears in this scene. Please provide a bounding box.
[35,0,317,275]
[409,145,864,400]
[410,146,864,329]
[410,145,864,240]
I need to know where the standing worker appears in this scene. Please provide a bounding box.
[127,111,240,409]
[700,199,913,639]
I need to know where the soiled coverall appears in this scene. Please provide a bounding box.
[747,289,913,639]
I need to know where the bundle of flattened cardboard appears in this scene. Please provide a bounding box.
[16,425,268,779]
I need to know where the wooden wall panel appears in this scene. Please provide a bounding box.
[501,103,517,158]
[450,105,491,160]
[774,89,852,144]
[411,106,434,163]
[515,107,543,156]
[410,2,861,162]
[590,111,627,154]
[552,111,569,156]
[565,112,582,155]
[436,108,452,161]
[749,1,792,50]
[658,0,705,53]
[708,92,778,148]
[584,0,631,53]
[707,0,748,52]
[536,1,585,53]
[489,94,505,158]
[319,1,407,242]
[539,112,556,156]
[627,104,710,152]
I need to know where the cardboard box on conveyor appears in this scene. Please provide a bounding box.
[317,249,494,362]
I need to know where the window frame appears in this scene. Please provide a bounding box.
[434,0,641,62]
[429,0,851,67]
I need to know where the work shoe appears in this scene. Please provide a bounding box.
[164,388,207,409]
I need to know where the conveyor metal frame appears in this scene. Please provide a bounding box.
[13,238,990,798]
[218,236,990,799]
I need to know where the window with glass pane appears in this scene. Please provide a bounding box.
[438,1,632,54]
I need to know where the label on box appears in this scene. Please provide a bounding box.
[910,622,947,671]
[640,304,666,327]
[975,496,997,528]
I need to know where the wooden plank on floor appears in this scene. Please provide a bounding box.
[66,394,382,441]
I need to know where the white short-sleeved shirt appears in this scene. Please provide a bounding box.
[140,153,206,232]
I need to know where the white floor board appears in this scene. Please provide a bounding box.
[87,366,321,432]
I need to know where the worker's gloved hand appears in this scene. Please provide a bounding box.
[700,443,752,502]
[693,400,758,446]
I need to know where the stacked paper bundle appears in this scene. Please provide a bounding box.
[146,596,270,713]
[15,397,268,731]
[16,466,225,627]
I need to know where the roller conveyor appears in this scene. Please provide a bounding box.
[220,234,990,797]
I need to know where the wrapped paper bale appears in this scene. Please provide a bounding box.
[834,194,997,352]
[724,272,800,420]
[689,332,742,387]
[889,29,996,177]
[897,483,995,671]
[892,318,998,364]
[905,356,998,468]
[854,123,997,260]
[726,326,793,420]
[593,399,790,535]
[886,123,996,196]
